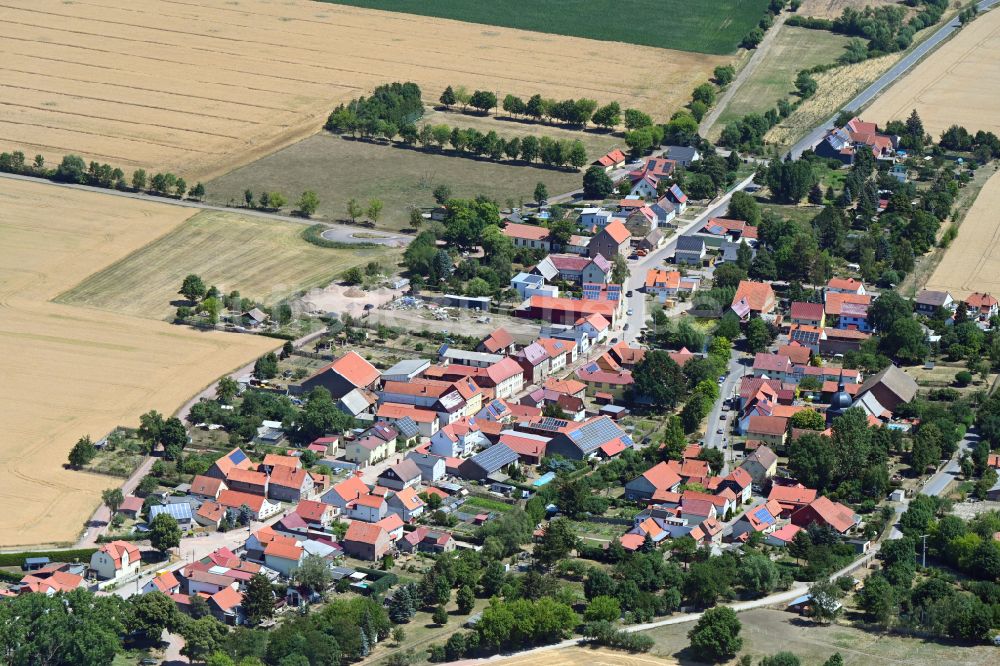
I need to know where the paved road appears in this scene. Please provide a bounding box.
[620,175,757,344]
[788,0,1000,158]
[921,429,979,497]
[0,171,409,246]
[703,352,749,473]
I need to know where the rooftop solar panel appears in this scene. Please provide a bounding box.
[229,450,247,464]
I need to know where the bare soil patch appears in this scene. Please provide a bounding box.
[866,6,1000,138]
[0,0,724,181]
[454,647,678,666]
[0,178,275,547]
[796,0,905,19]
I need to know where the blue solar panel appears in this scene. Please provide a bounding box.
[753,507,773,523]
[229,449,247,464]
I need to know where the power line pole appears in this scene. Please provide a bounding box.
[920,533,929,568]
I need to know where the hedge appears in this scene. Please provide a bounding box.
[354,567,399,595]
[301,224,377,250]
[0,548,98,567]
[0,570,24,583]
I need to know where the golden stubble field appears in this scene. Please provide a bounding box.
[0,0,725,182]
[0,179,276,547]
[866,6,1000,137]
[924,169,1000,299]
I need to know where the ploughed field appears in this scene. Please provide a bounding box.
[0,178,277,547]
[0,0,724,181]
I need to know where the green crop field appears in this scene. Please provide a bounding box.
[320,0,771,54]
[57,211,397,320]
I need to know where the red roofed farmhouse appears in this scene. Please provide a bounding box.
[90,540,141,581]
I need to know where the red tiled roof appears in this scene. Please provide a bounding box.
[227,467,268,488]
[732,281,775,312]
[217,489,266,512]
[210,585,243,612]
[345,521,388,545]
[601,220,631,244]
[641,462,682,492]
[353,494,386,509]
[747,415,789,436]
[326,350,380,388]
[790,302,824,321]
[503,222,551,241]
[264,540,303,561]
[263,454,300,469]
[827,277,864,291]
[269,464,309,490]
[797,496,857,533]
[191,475,225,497]
[825,292,872,316]
[480,327,514,353]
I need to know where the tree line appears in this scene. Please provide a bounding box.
[787,0,951,56]
[439,85,636,131]
[0,149,204,199]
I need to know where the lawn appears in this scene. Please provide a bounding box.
[56,210,398,320]
[205,132,606,231]
[319,0,770,54]
[642,608,995,665]
[711,25,854,135]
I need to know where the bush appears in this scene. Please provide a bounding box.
[955,370,973,387]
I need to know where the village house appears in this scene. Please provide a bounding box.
[344,424,398,466]
[377,459,422,491]
[386,486,425,522]
[739,445,778,486]
[348,493,387,523]
[673,236,707,265]
[190,475,227,500]
[294,499,337,530]
[644,268,698,298]
[588,220,631,260]
[791,496,861,534]
[482,357,525,400]
[745,415,789,450]
[625,462,683,502]
[914,289,955,315]
[321,474,369,512]
[575,362,633,400]
[91,541,141,581]
[399,527,456,554]
[264,540,304,578]
[826,277,867,295]
[142,570,181,596]
[216,489,281,520]
[729,499,783,542]
[965,292,999,320]
[731,281,776,319]
[341,522,392,561]
[815,117,895,165]
[477,328,517,355]
[593,148,627,172]
[502,222,551,251]
[376,402,440,439]
[789,302,825,328]
[406,451,447,482]
[768,485,819,517]
[205,447,254,481]
[267,464,314,502]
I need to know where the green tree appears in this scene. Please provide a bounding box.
[54,154,87,183]
[856,573,895,626]
[254,352,279,380]
[688,606,743,662]
[583,165,615,199]
[342,266,364,285]
[190,182,206,199]
[726,191,761,226]
[292,386,355,444]
[175,178,187,198]
[102,487,124,516]
[789,409,825,431]
[583,595,621,622]
[129,590,181,639]
[352,200,378,228]
[347,198,363,223]
[534,182,548,204]
[68,435,97,468]
[745,317,773,353]
[179,274,207,302]
[611,253,630,284]
[807,580,842,624]
[534,517,578,566]
[243,573,275,625]
[293,554,334,595]
[132,169,147,191]
[296,190,320,217]
[181,616,229,663]
[267,192,287,210]
[714,65,736,85]
[738,550,779,597]
[149,513,181,553]
[432,604,449,626]
[432,184,452,204]
[439,86,456,108]
[456,585,475,614]
[631,350,686,409]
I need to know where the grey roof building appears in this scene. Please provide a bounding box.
[381,359,431,382]
[149,502,194,526]
[460,444,520,480]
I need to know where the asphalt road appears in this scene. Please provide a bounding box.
[703,352,749,472]
[921,429,979,497]
[788,0,1000,159]
[0,171,409,247]
[621,174,757,344]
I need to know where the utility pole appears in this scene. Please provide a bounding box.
[920,533,929,568]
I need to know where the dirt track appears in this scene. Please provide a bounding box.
[0,0,723,181]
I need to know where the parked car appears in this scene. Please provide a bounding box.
[626,309,634,316]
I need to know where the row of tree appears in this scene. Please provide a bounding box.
[0,150,205,199]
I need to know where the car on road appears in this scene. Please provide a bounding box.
[626,309,634,316]
[623,323,630,330]
[716,428,724,434]
[626,290,633,297]
[720,414,727,420]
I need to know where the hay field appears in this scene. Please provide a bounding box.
[923,170,1000,299]
[0,0,724,182]
[57,210,396,320]
[0,178,276,547]
[457,647,678,666]
[866,6,1000,137]
[710,25,853,136]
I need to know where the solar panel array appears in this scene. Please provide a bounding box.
[752,506,774,524]
[568,418,629,454]
[470,443,520,473]
[229,449,248,465]
[534,416,569,432]
[791,329,820,346]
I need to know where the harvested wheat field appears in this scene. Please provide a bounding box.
[866,6,1000,137]
[58,209,396,320]
[0,0,724,182]
[0,178,276,547]
[924,170,1000,299]
[454,647,678,666]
